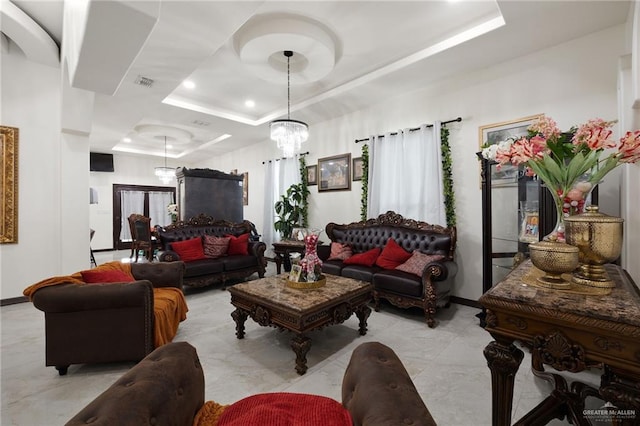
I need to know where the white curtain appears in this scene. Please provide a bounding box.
[367,122,446,225]
[262,156,301,254]
[120,190,145,241]
[149,191,175,227]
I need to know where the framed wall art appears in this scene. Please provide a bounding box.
[1,126,19,244]
[318,153,351,192]
[479,114,542,187]
[306,165,317,186]
[352,157,363,181]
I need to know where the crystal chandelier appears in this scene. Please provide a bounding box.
[154,136,175,184]
[270,51,308,158]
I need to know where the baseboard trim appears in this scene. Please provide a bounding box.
[450,296,481,309]
[1,296,28,306]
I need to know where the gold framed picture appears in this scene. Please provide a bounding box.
[306,165,317,186]
[478,114,542,187]
[1,126,18,244]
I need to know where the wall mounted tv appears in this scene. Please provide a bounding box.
[90,153,114,172]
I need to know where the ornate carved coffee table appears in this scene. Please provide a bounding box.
[228,274,373,375]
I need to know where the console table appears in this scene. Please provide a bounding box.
[479,260,640,426]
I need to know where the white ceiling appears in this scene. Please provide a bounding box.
[5,1,633,163]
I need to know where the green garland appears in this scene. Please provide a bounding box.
[360,144,369,221]
[299,156,309,227]
[441,126,456,227]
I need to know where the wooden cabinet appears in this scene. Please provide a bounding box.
[176,168,243,222]
[478,155,598,297]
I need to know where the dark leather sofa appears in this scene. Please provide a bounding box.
[66,341,436,426]
[31,262,185,375]
[318,211,458,327]
[157,214,267,288]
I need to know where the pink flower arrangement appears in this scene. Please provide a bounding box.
[482,115,640,241]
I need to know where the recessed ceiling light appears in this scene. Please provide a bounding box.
[245,99,256,108]
[123,137,131,142]
[182,80,196,89]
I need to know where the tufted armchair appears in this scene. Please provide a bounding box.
[66,341,436,426]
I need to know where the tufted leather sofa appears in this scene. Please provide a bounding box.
[318,211,458,328]
[157,214,267,288]
[66,341,436,426]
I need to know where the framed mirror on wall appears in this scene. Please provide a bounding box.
[1,126,18,244]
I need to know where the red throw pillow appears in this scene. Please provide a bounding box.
[170,237,206,262]
[395,251,445,277]
[343,247,381,267]
[81,269,134,283]
[226,233,250,256]
[218,392,352,426]
[203,235,230,259]
[375,238,412,269]
[328,242,353,261]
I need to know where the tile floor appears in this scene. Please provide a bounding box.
[2,250,600,425]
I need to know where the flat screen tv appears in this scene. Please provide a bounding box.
[90,153,114,172]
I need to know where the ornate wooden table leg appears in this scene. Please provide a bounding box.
[231,308,248,339]
[484,339,524,426]
[291,334,312,375]
[355,305,371,335]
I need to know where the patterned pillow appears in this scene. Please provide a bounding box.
[203,235,230,259]
[343,247,381,267]
[375,238,412,269]
[170,237,206,262]
[328,242,353,261]
[395,251,445,277]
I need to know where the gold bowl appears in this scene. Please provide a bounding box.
[565,206,623,288]
[529,241,579,289]
[286,275,327,289]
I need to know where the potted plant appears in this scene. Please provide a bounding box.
[274,183,309,239]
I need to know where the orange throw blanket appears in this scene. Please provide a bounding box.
[23,261,188,348]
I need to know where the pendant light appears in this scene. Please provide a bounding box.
[154,136,175,184]
[270,50,308,158]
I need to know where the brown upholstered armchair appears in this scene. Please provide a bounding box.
[31,262,185,375]
[66,341,436,426]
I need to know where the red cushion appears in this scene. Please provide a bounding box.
[81,269,135,283]
[343,247,381,267]
[218,392,352,426]
[328,242,353,261]
[170,237,206,262]
[375,238,412,269]
[203,235,230,258]
[226,233,250,256]
[395,251,445,276]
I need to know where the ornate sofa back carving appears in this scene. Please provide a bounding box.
[326,211,456,258]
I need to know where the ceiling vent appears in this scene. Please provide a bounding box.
[134,75,154,87]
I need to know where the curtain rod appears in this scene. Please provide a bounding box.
[354,117,462,143]
[262,151,309,164]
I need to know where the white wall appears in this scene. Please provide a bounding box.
[0,49,88,300]
[196,25,633,301]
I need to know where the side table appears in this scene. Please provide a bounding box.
[271,240,323,273]
[479,260,640,426]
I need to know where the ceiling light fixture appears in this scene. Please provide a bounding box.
[270,51,308,158]
[154,136,175,184]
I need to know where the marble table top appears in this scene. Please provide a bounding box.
[228,274,372,313]
[481,260,640,328]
